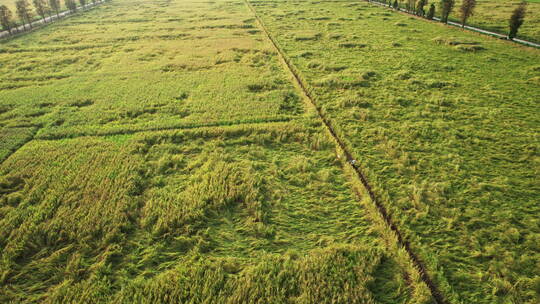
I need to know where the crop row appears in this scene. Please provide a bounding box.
[0,0,305,153]
[1,121,432,303]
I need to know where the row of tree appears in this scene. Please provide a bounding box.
[0,0,103,35]
[379,0,528,40]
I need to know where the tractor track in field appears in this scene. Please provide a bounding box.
[34,116,295,141]
[243,1,449,303]
[0,117,295,167]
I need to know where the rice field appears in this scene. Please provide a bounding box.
[0,0,539,303]
[250,0,539,302]
[1,122,437,302]
[0,0,303,140]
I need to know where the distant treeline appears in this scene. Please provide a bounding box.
[375,0,528,40]
[0,0,108,36]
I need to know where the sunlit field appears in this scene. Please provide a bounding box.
[251,0,539,302]
[452,0,540,42]
[1,0,539,303]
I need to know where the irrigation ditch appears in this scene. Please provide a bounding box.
[243,0,450,303]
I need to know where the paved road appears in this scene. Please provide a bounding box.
[0,1,104,40]
[370,1,540,48]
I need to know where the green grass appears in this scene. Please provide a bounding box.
[0,126,35,161]
[0,0,436,302]
[250,1,540,303]
[0,122,431,303]
[0,0,303,139]
[1,0,539,302]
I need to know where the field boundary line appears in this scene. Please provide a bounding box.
[33,116,299,141]
[243,1,449,303]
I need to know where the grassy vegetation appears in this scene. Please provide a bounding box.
[0,0,303,141]
[0,0,436,302]
[0,126,35,161]
[1,0,538,302]
[0,122,433,303]
[250,0,539,303]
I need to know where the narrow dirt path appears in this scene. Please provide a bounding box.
[243,1,449,303]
